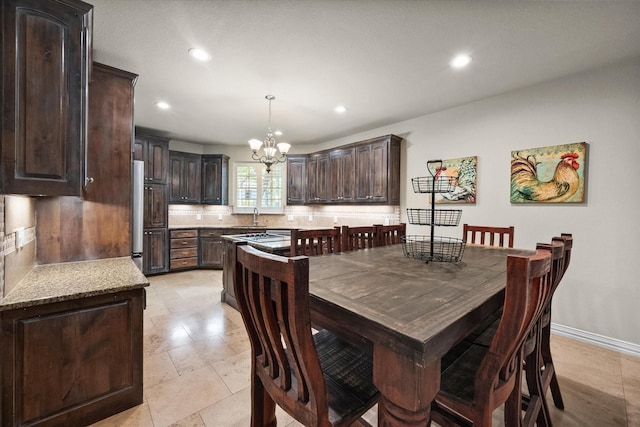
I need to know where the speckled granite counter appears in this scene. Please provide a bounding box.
[0,257,149,311]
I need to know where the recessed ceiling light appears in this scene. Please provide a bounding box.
[334,105,347,113]
[188,48,211,61]
[450,54,472,69]
[155,101,170,110]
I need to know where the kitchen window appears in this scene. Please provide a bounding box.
[233,162,285,214]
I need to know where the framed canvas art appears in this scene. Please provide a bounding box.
[510,142,587,203]
[434,156,477,204]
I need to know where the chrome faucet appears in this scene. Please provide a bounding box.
[252,207,259,226]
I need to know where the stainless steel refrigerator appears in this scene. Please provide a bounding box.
[132,160,144,271]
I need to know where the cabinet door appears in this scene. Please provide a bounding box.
[144,183,167,228]
[202,155,229,205]
[354,144,373,202]
[143,228,168,274]
[183,154,201,203]
[329,148,355,203]
[1,0,92,196]
[287,156,306,205]
[369,140,389,202]
[199,237,225,268]
[146,138,169,184]
[307,153,329,203]
[169,152,201,203]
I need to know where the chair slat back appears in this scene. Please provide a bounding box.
[375,223,406,246]
[290,228,342,256]
[476,248,552,396]
[463,224,515,248]
[342,225,377,251]
[234,245,328,421]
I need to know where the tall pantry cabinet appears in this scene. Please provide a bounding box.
[134,133,170,274]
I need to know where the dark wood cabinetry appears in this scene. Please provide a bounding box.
[35,63,137,264]
[144,183,168,228]
[201,155,229,205]
[199,229,225,268]
[143,228,168,275]
[307,153,330,203]
[329,147,355,203]
[169,229,199,270]
[1,289,144,427]
[285,135,401,206]
[1,0,93,196]
[134,135,170,184]
[169,151,202,203]
[287,156,307,205]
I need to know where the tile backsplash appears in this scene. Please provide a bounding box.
[169,204,401,228]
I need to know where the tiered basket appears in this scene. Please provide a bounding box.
[403,160,466,263]
[406,208,462,227]
[402,235,466,263]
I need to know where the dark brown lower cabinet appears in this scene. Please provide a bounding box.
[143,228,168,275]
[199,229,225,268]
[1,289,144,426]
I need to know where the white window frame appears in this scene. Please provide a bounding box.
[232,161,286,214]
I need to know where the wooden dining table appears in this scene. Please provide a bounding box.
[307,244,533,426]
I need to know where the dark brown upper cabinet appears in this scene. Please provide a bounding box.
[307,152,330,204]
[286,135,401,206]
[1,0,93,196]
[329,147,355,203]
[286,155,307,205]
[134,134,170,184]
[201,154,229,205]
[169,151,201,203]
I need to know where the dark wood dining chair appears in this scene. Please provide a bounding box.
[234,244,379,427]
[291,228,342,256]
[374,223,406,246]
[429,247,553,427]
[521,238,566,427]
[537,234,573,411]
[341,225,377,251]
[463,224,515,248]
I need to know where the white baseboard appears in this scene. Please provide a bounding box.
[551,323,640,358]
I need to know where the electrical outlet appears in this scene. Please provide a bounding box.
[308,214,313,221]
[384,218,390,225]
[287,215,294,221]
[196,214,202,220]
[218,214,223,221]
[333,216,338,224]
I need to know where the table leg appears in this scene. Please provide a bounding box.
[374,344,440,426]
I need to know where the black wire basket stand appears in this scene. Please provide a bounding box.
[403,159,466,262]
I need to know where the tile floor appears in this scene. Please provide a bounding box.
[91,270,639,427]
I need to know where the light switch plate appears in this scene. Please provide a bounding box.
[308,214,313,221]
[15,228,26,249]
[287,215,294,221]
[196,214,202,220]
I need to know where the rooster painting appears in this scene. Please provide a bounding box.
[510,142,587,203]
[435,156,477,204]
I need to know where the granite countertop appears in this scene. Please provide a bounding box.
[0,257,149,312]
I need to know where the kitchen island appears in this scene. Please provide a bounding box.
[0,257,149,427]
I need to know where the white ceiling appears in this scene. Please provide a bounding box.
[90,0,640,147]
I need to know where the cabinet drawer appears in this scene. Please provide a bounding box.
[170,257,198,270]
[199,229,222,238]
[170,229,198,239]
[170,237,198,248]
[170,248,198,259]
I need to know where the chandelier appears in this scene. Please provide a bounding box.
[248,95,290,173]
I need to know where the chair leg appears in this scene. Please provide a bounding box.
[540,322,565,410]
[504,364,523,427]
[251,375,277,427]
[522,323,554,427]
